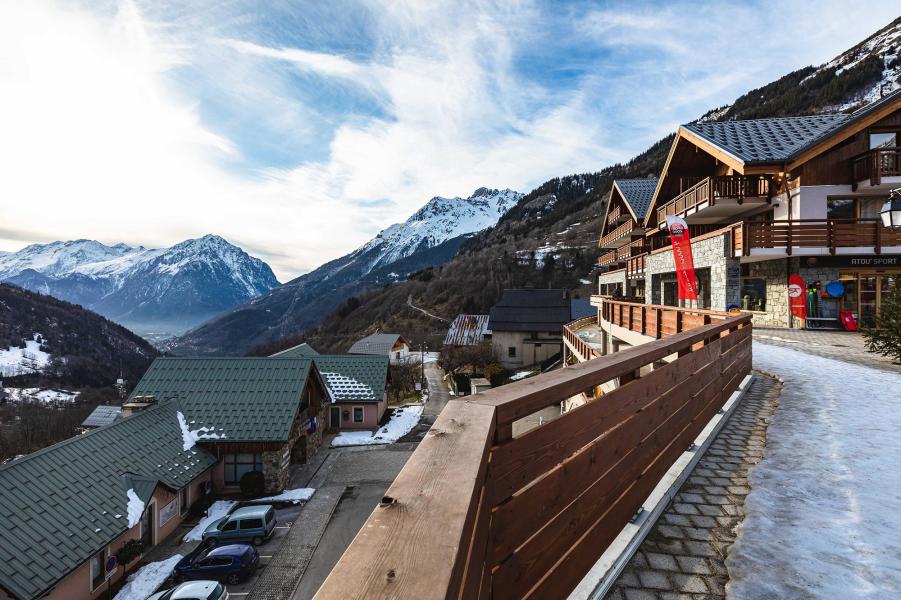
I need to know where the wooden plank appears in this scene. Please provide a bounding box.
[489,351,724,561]
[458,482,491,600]
[492,355,730,598]
[488,339,723,505]
[469,316,748,426]
[313,400,496,600]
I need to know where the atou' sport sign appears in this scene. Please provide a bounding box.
[788,274,807,320]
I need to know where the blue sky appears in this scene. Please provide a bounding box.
[0,0,898,279]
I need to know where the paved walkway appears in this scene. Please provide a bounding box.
[753,328,900,373]
[605,374,781,600]
[398,360,451,443]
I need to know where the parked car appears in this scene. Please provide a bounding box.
[202,504,276,546]
[174,541,259,584]
[147,580,228,600]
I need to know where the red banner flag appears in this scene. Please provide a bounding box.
[665,215,698,301]
[788,274,807,320]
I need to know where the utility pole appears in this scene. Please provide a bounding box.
[420,343,425,400]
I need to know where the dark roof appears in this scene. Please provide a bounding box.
[81,404,122,428]
[570,298,595,320]
[614,178,658,220]
[444,314,491,346]
[128,357,314,442]
[0,400,217,600]
[271,343,319,357]
[348,333,407,355]
[311,355,389,403]
[488,289,571,332]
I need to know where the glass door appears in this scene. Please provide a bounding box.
[859,276,878,327]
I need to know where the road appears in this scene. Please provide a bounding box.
[406,293,448,322]
[398,360,452,442]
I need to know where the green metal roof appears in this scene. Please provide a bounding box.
[128,357,315,442]
[312,355,389,404]
[271,343,320,357]
[0,400,217,600]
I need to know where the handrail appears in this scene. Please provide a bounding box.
[599,219,636,248]
[656,175,772,224]
[563,317,601,361]
[600,298,734,339]
[744,218,901,255]
[851,146,901,186]
[315,311,752,600]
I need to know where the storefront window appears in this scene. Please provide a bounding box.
[740,278,767,311]
[224,453,263,485]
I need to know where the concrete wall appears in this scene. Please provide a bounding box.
[492,330,561,369]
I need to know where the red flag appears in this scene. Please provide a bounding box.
[788,274,806,320]
[665,216,698,301]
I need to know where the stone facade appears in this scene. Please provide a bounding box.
[745,259,789,328]
[598,269,627,296]
[262,445,291,492]
[646,234,739,311]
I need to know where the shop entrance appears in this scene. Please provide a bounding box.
[837,272,898,327]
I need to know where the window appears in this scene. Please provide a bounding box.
[89,548,106,590]
[353,407,364,423]
[179,486,188,516]
[827,198,855,220]
[224,453,263,485]
[860,197,883,220]
[240,518,264,529]
[508,347,516,358]
[396,352,401,359]
[222,520,238,531]
[870,132,896,149]
[741,278,767,312]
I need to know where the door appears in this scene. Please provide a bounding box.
[141,502,155,548]
[860,276,878,326]
[330,406,340,429]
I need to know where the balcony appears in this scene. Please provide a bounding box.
[627,252,648,278]
[598,240,648,269]
[852,147,901,188]
[742,218,901,256]
[607,204,626,225]
[314,311,751,600]
[600,219,644,249]
[563,316,603,361]
[600,298,737,339]
[655,176,773,226]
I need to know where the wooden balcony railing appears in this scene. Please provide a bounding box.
[743,219,901,255]
[852,147,901,185]
[608,204,623,224]
[597,249,618,267]
[314,313,752,600]
[616,239,647,262]
[601,298,735,339]
[656,176,772,224]
[563,316,601,361]
[627,252,647,278]
[599,219,637,248]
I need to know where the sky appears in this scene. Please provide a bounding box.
[0,1,898,281]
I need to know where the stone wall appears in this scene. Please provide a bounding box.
[745,259,789,328]
[597,269,627,295]
[646,234,739,311]
[262,445,290,493]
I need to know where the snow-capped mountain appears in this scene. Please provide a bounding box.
[0,235,279,336]
[169,187,522,355]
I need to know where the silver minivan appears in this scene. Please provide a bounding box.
[202,505,276,546]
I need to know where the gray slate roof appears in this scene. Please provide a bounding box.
[348,333,407,355]
[570,298,595,321]
[488,289,572,332]
[271,343,320,357]
[312,355,389,403]
[128,357,314,442]
[81,404,122,428]
[444,314,491,346]
[0,400,217,600]
[614,178,658,220]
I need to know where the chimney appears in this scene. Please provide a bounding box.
[122,395,156,417]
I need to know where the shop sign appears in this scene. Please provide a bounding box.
[159,499,178,527]
[801,255,901,269]
[788,274,807,320]
[665,215,698,301]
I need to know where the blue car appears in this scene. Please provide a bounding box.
[174,541,259,585]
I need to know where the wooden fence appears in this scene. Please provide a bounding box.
[314,312,752,600]
[601,298,734,338]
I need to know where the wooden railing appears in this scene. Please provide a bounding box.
[655,176,772,224]
[597,249,618,267]
[608,204,623,224]
[599,219,637,248]
[563,316,601,360]
[314,313,752,600]
[626,252,647,278]
[601,298,734,339]
[852,147,901,185]
[744,219,901,255]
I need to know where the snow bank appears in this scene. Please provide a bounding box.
[0,334,50,377]
[255,487,315,504]
[2,387,78,404]
[727,342,901,598]
[176,411,224,451]
[112,554,182,600]
[125,489,144,528]
[508,370,535,381]
[182,500,236,542]
[331,405,423,447]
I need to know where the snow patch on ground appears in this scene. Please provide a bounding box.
[112,554,182,600]
[727,342,901,598]
[176,411,225,451]
[2,387,79,405]
[182,500,237,542]
[509,370,536,381]
[0,334,50,377]
[331,405,424,447]
[125,489,144,528]
[255,487,315,504]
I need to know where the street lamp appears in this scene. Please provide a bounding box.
[881,189,901,229]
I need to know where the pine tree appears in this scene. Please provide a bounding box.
[862,286,901,364]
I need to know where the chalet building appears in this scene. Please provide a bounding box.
[272,344,390,431]
[488,289,579,369]
[596,89,901,329]
[348,332,413,364]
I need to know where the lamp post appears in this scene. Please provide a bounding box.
[881,189,901,229]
